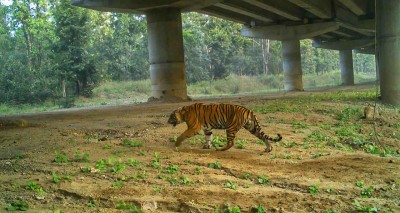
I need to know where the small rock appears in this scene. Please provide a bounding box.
[142,201,157,211]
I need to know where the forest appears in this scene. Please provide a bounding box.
[0,0,376,107]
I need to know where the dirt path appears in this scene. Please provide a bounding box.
[1,86,399,212]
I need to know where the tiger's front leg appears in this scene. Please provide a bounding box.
[175,127,201,148]
[203,129,213,149]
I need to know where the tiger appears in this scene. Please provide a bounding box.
[167,103,282,152]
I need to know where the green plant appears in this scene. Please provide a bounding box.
[235,139,248,149]
[354,200,377,212]
[51,172,72,184]
[337,107,362,121]
[322,210,340,213]
[309,185,319,195]
[304,131,329,143]
[169,135,178,143]
[257,176,269,185]
[115,200,142,212]
[112,163,126,174]
[25,181,44,193]
[242,173,251,180]
[128,159,141,167]
[252,204,267,213]
[121,139,143,148]
[74,151,90,162]
[7,201,29,211]
[208,161,222,169]
[164,164,179,174]
[112,181,125,189]
[356,181,364,188]
[212,136,227,148]
[225,181,236,190]
[215,202,241,213]
[95,159,108,172]
[181,176,194,185]
[54,151,68,163]
[291,121,308,129]
[361,186,374,198]
[194,166,202,175]
[87,200,96,208]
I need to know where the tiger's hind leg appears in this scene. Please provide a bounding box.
[215,129,237,151]
[203,129,213,149]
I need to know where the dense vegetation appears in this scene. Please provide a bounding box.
[0,0,375,108]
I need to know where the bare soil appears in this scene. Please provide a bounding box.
[1,86,399,213]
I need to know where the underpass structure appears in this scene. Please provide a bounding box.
[71,0,399,105]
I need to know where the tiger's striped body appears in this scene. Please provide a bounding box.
[167,103,282,152]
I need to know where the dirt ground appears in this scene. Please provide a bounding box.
[0,85,399,213]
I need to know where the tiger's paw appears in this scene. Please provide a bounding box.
[264,146,273,153]
[202,144,211,149]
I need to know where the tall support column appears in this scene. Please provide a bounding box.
[377,0,400,105]
[339,50,354,85]
[146,8,188,101]
[282,39,303,91]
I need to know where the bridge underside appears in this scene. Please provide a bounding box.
[71,0,400,105]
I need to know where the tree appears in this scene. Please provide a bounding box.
[53,0,96,97]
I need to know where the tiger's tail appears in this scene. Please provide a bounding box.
[245,114,282,152]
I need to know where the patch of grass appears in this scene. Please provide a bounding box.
[74,151,90,162]
[291,122,308,129]
[7,201,29,211]
[225,181,237,190]
[361,186,374,198]
[252,204,267,213]
[304,131,330,143]
[208,161,222,169]
[51,171,72,184]
[242,173,251,180]
[337,107,362,121]
[25,181,44,194]
[214,202,241,213]
[163,164,179,174]
[356,181,365,188]
[257,176,269,185]
[54,151,68,163]
[181,176,194,185]
[112,162,126,174]
[120,139,143,148]
[94,159,108,172]
[115,200,143,212]
[212,136,227,148]
[194,166,202,175]
[354,200,377,213]
[309,185,319,195]
[112,180,125,189]
[235,139,248,149]
[128,159,141,167]
[169,135,178,143]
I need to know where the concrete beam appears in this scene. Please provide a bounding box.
[242,0,302,21]
[313,39,374,50]
[199,7,247,24]
[71,0,178,13]
[215,2,273,23]
[332,30,353,38]
[288,0,332,19]
[376,0,400,105]
[354,47,375,55]
[241,22,339,40]
[180,0,223,12]
[337,0,367,16]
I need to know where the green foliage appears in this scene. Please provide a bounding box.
[54,151,68,163]
[52,171,72,184]
[25,181,44,193]
[235,139,248,149]
[309,185,319,195]
[121,139,143,148]
[163,164,180,174]
[208,161,222,169]
[6,201,29,211]
[225,181,236,190]
[252,204,267,213]
[74,151,90,162]
[115,200,142,213]
[257,176,270,185]
[215,203,241,213]
[354,200,377,213]
[356,181,365,188]
[128,159,141,167]
[361,186,374,198]
[95,159,108,172]
[212,136,227,148]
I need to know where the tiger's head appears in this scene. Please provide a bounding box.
[168,108,185,127]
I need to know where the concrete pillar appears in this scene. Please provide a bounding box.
[376,0,400,105]
[339,50,354,85]
[282,39,303,91]
[146,8,188,101]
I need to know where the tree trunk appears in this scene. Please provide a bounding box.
[261,39,270,75]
